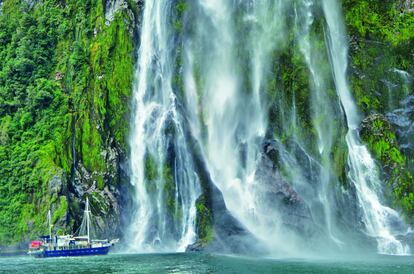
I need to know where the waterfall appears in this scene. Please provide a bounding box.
[128,0,410,255]
[186,0,303,254]
[294,0,342,245]
[128,0,200,252]
[321,0,410,255]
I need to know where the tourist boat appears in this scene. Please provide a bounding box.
[28,198,118,258]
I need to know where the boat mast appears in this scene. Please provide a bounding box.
[85,197,90,244]
[48,210,52,247]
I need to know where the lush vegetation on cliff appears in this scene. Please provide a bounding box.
[344,0,414,222]
[0,0,136,246]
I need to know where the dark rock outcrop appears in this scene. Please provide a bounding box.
[67,143,130,240]
[187,181,262,254]
[184,125,262,254]
[187,138,320,253]
[258,140,317,237]
[386,95,414,160]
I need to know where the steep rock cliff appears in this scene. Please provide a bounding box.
[0,0,140,247]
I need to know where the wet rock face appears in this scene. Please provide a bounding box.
[48,172,66,196]
[258,140,316,236]
[68,152,126,240]
[184,128,261,254]
[46,172,70,232]
[398,230,414,251]
[387,95,414,159]
[66,134,132,240]
[187,181,263,254]
[105,0,128,24]
[187,136,329,253]
[105,0,142,26]
[398,0,414,12]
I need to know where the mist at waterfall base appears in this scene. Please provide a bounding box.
[126,0,412,257]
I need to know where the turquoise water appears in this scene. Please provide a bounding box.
[0,253,413,273]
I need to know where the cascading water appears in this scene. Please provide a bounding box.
[294,0,343,245]
[187,0,304,254]
[129,0,200,252]
[322,0,410,255]
[129,0,410,255]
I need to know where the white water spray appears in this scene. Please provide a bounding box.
[128,0,410,255]
[187,0,309,254]
[129,0,200,252]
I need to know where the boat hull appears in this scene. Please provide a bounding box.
[35,246,110,258]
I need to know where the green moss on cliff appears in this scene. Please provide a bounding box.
[52,196,68,225]
[345,1,414,46]
[0,0,136,245]
[195,195,213,246]
[344,1,414,219]
[360,114,414,221]
[267,13,349,189]
[163,165,176,213]
[344,0,414,114]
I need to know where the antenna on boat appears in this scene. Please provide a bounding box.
[85,197,91,244]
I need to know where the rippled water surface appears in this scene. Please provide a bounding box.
[0,253,413,273]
